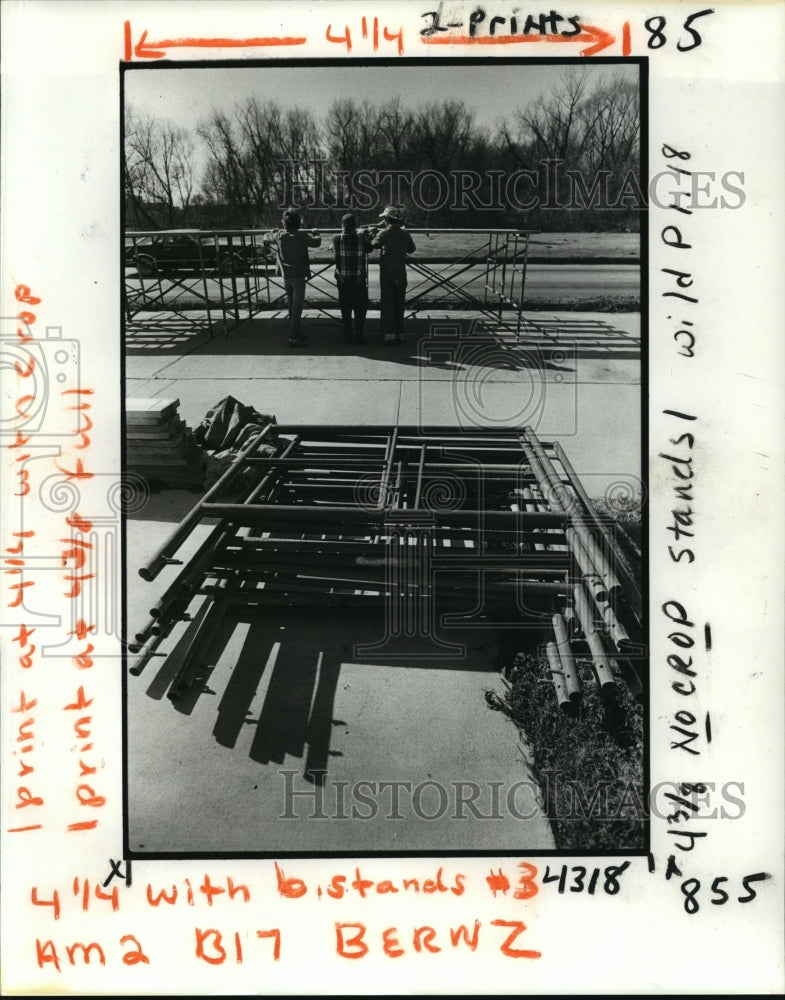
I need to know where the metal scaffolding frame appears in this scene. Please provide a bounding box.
[124,227,541,339]
[128,425,644,710]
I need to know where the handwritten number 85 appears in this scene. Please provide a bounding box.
[645,9,714,51]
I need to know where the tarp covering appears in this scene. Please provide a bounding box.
[194,395,277,453]
[194,395,278,490]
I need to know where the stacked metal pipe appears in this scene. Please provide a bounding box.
[517,428,643,709]
[128,425,643,709]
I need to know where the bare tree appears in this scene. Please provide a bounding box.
[198,99,324,225]
[324,99,384,170]
[124,105,195,227]
[577,72,640,176]
[509,67,594,164]
[497,66,639,174]
[494,67,640,223]
[376,98,415,170]
[409,99,478,172]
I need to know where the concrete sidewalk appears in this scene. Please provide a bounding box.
[125,309,641,492]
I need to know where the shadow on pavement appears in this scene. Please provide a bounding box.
[142,610,509,785]
[125,313,638,365]
[127,318,582,372]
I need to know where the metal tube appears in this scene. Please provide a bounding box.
[528,484,569,552]
[148,521,233,618]
[518,232,530,337]
[377,427,399,511]
[217,548,570,575]
[518,439,561,510]
[166,599,228,703]
[269,424,537,439]
[224,593,542,614]
[257,447,526,463]
[413,445,427,509]
[406,256,495,305]
[199,571,568,596]
[567,528,631,650]
[523,429,622,598]
[572,583,616,690]
[522,430,575,511]
[562,603,579,638]
[586,589,631,653]
[553,440,642,619]
[565,528,611,602]
[132,616,157,648]
[243,435,301,504]
[520,488,545,551]
[238,527,564,545]
[200,502,566,527]
[127,632,166,677]
[140,424,276,581]
[571,525,623,598]
[149,594,194,637]
[552,613,581,701]
[545,641,571,711]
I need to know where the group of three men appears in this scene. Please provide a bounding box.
[264,206,416,347]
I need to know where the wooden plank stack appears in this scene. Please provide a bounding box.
[126,397,205,489]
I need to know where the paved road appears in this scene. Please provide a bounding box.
[520,263,638,297]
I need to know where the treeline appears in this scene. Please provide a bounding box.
[124,68,640,232]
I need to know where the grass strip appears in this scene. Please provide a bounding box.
[501,652,646,853]
[499,493,645,853]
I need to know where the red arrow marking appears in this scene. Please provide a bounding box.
[124,22,307,60]
[579,23,616,57]
[421,23,615,57]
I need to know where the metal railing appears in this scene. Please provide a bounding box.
[123,227,540,339]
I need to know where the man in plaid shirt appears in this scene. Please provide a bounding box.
[332,213,376,344]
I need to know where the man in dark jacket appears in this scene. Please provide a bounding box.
[332,213,375,344]
[372,205,416,344]
[264,209,321,346]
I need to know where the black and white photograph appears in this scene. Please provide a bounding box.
[122,58,646,857]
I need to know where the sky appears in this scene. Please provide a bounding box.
[124,61,639,139]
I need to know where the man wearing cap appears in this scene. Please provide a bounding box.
[332,213,375,344]
[372,205,416,344]
[263,209,321,347]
